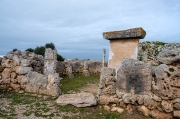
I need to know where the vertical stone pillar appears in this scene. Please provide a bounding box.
[102,49,106,68]
[44,48,57,75]
[83,61,90,77]
[102,27,146,72]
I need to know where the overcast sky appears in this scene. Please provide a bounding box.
[0,0,180,60]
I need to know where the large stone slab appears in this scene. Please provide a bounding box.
[116,58,152,95]
[103,27,146,40]
[56,93,97,107]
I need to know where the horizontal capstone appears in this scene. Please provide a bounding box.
[103,27,146,40]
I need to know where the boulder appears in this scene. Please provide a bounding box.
[116,58,152,95]
[56,93,97,107]
[150,109,172,119]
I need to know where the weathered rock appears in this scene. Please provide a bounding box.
[56,93,97,107]
[143,95,158,110]
[10,83,20,91]
[16,66,33,75]
[116,58,152,95]
[158,49,180,65]
[152,64,180,99]
[47,73,61,96]
[161,100,173,113]
[104,105,111,111]
[1,68,11,79]
[152,94,162,102]
[150,109,172,119]
[25,71,48,94]
[83,70,90,77]
[68,74,74,79]
[21,59,31,67]
[103,27,146,40]
[98,95,119,104]
[173,110,180,118]
[137,105,150,117]
[126,104,134,114]
[111,107,124,114]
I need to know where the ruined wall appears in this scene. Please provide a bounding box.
[0,49,61,96]
[98,49,180,118]
[56,60,107,76]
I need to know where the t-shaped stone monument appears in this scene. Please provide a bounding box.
[102,27,146,71]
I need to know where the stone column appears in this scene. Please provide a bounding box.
[44,48,57,75]
[83,61,90,77]
[102,27,146,72]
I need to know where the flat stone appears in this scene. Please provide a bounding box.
[103,27,146,40]
[56,93,97,107]
[111,107,124,114]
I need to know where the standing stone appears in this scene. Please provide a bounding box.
[116,58,152,95]
[83,61,90,77]
[67,65,74,79]
[44,48,57,75]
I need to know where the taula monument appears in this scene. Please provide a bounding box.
[103,27,146,72]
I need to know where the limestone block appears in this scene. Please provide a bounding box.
[44,60,57,75]
[47,73,61,96]
[103,27,146,40]
[137,105,150,117]
[111,107,124,114]
[117,58,152,95]
[152,64,180,99]
[68,74,74,79]
[150,109,172,119]
[161,100,173,113]
[83,70,90,77]
[25,71,48,94]
[44,48,57,60]
[12,55,20,66]
[10,83,20,91]
[56,93,97,107]
[10,72,17,79]
[21,59,31,67]
[173,111,180,118]
[16,66,33,75]
[1,68,11,79]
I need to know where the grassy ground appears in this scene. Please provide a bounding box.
[0,74,152,119]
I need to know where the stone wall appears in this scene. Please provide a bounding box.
[56,60,107,76]
[98,49,180,118]
[0,49,61,97]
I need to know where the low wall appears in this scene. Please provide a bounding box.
[56,60,107,76]
[0,50,61,96]
[97,49,180,119]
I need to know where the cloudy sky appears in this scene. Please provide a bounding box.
[0,0,180,60]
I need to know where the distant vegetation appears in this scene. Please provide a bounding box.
[25,42,64,61]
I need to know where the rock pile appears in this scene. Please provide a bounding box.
[0,49,61,96]
[98,49,180,118]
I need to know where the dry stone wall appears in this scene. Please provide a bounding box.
[56,60,107,76]
[98,49,180,118]
[0,49,61,97]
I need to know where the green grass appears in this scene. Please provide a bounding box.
[60,74,100,93]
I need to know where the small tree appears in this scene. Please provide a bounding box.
[25,48,34,52]
[12,48,17,52]
[34,46,45,56]
[45,42,55,50]
[57,54,64,61]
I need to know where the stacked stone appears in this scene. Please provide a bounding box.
[0,49,61,97]
[56,60,107,77]
[97,50,180,118]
